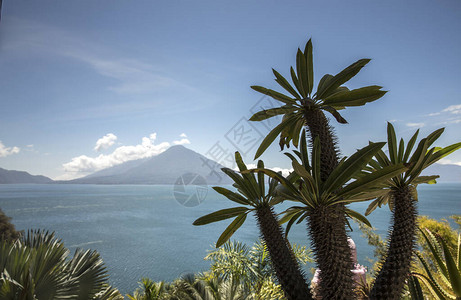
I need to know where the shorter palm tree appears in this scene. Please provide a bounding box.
[411,228,461,300]
[204,240,312,298]
[248,131,407,299]
[364,123,461,300]
[193,152,312,300]
[0,229,122,300]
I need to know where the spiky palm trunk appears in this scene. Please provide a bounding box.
[303,107,339,181]
[370,186,417,300]
[255,204,312,300]
[308,205,356,299]
[303,107,356,298]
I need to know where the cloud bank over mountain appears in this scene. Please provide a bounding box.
[61,133,191,179]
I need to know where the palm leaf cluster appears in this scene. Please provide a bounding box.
[194,152,312,300]
[128,240,311,300]
[410,228,461,300]
[0,229,122,300]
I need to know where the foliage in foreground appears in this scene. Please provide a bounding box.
[0,229,122,300]
[358,215,461,299]
[128,240,312,300]
[411,228,461,300]
[0,208,21,242]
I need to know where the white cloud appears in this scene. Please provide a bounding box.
[173,138,191,145]
[442,104,461,115]
[180,133,187,138]
[436,158,461,166]
[63,133,170,173]
[406,122,425,128]
[0,141,20,157]
[427,104,461,117]
[232,164,293,177]
[94,133,117,152]
[62,133,191,177]
[270,167,294,177]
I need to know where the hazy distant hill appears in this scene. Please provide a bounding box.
[423,163,461,183]
[66,145,232,185]
[0,167,53,184]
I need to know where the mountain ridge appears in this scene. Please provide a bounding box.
[0,168,53,184]
[63,145,233,185]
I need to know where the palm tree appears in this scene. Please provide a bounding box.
[0,229,122,300]
[250,39,386,181]
[204,240,312,298]
[193,152,313,300]
[364,123,461,300]
[249,132,407,299]
[249,39,386,297]
[127,278,170,300]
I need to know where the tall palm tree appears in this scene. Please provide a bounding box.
[363,123,461,300]
[249,39,386,297]
[249,132,407,299]
[0,229,122,300]
[193,152,312,300]
[250,39,386,181]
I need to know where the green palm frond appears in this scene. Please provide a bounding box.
[247,133,406,214]
[250,39,387,158]
[193,152,280,247]
[412,228,461,299]
[0,230,120,299]
[365,123,461,215]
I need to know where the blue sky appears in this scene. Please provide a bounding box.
[0,0,460,180]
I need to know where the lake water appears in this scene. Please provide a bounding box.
[0,183,460,295]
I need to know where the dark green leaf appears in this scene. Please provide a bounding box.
[212,187,250,205]
[338,164,407,199]
[439,236,461,296]
[273,68,301,99]
[322,106,348,124]
[387,122,398,164]
[297,49,309,98]
[250,86,295,104]
[403,129,420,162]
[254,114,298,159]
[317,59,371,99]
[304,39,314,95]
[249,106,295,121]
[323,142,386,194]
[216,213,247,248]
[290,67,303,97]
[322,85,386,108]
[193,207,249,226]
[345,208,372,227]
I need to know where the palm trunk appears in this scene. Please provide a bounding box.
[370,186,417,300]
[255,205,312,300]
[303,108,356,298]
[308,204,356,299]
[303,108,339,182]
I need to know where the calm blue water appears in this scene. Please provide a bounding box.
[0,183,459,295]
